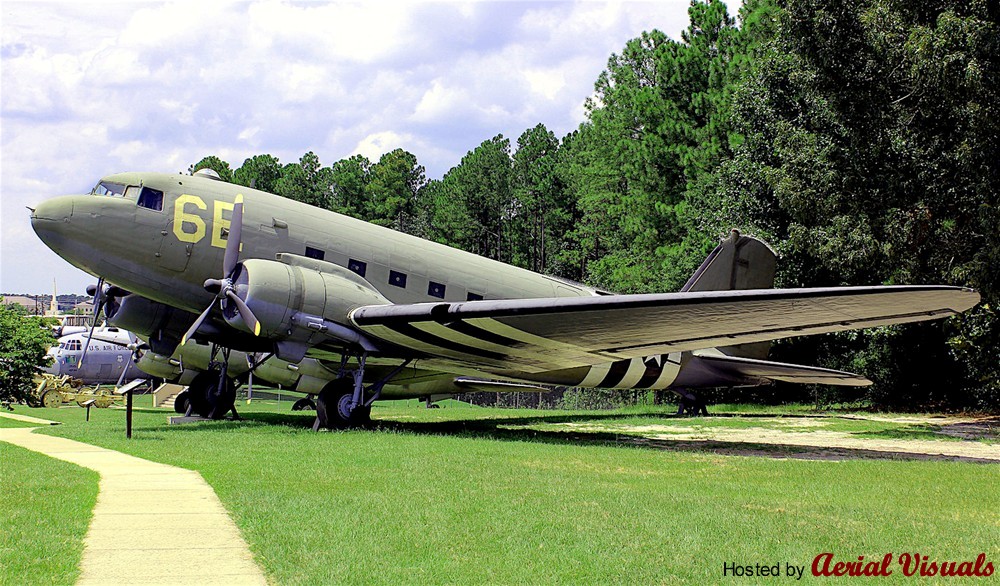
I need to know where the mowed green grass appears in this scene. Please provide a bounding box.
[3,401,999,584]
[0,440,98,585]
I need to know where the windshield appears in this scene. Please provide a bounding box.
[90,181,127,197]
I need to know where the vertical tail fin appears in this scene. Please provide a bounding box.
[682,230,777,359]
[681,229,777,293]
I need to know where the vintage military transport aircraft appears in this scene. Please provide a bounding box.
[43,326,147,386]
[30,170,980,428]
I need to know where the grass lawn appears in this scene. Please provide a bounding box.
[0,440,98,585]
[2,400,998,584]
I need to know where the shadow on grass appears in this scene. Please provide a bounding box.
[211,409,999,464]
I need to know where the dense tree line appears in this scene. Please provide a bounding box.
[192,0,998,410]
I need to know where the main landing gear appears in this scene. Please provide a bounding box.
[312,354,410,431]
[182,346,240,420]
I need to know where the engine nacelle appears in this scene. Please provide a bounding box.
[106,294,191,356]
[227,254,390,360]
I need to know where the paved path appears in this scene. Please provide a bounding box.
[0,410,60,425]
[0,424,268,585]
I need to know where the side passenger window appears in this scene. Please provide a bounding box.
[137,187,164,211]
[389,270,407,288]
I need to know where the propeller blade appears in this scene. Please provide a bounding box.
[116,363,128,388]
[181,303,215,345]
[80,277,104,365]
[223,195,244,277]
[225,289,261,336]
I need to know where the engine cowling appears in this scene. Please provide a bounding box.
[106,294,191,356]
[226,255,390,360]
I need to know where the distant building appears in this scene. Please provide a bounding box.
[1,295,44,314]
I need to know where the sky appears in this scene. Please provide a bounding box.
[1,0,738,296]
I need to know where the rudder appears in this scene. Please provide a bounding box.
[682,230,777,359]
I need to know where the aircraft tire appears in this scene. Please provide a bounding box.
[187,370,236,419]
[187,373,211,417]
[173,390,190,414]
[291,398,316,411]
[207,377,236,420]
[353,404,372,425]
[315,379,365,430]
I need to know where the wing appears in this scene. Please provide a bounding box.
[350,286,979,372]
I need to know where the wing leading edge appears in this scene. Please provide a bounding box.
[349,286,979,372]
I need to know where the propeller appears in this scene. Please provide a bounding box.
[85,330,147,388]
[79,277,105,365]
[116,339,147,388]
[181,194,261,344]
[80,280,132,365]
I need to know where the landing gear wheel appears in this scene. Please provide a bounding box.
[173,390,191,414]
[314,379,367,430]
[41,390,62,409]
[188,369,236,420]
[291,398,316,411]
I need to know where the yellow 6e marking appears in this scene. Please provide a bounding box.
[212,200,234,249]
[173,194,243,251]
[173,194,207,243]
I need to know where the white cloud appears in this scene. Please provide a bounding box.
[350,130,414,162]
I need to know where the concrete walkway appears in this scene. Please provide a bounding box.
[0,410,61,425]
[0,424,268,585]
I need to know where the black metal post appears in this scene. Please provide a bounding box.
[126,391,133,439]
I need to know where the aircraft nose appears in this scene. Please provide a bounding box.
[31,197,74,221]
[31,196,80,260]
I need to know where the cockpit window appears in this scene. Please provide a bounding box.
[90,181,127,197]
[137,187,164,211]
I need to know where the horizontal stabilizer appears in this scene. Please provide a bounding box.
[453,377,553,393]
[691,351,872,386]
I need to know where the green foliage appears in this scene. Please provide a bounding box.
[190,155,233,182]
[330,154,372,219]
[0,301,55,403]
[366,149,426,233]
[717,0,999,409]
[233,154,282,193]
[511,124,564,273]
[423,135,514,261]
[275,151,335,209]
[562,0,766,293]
